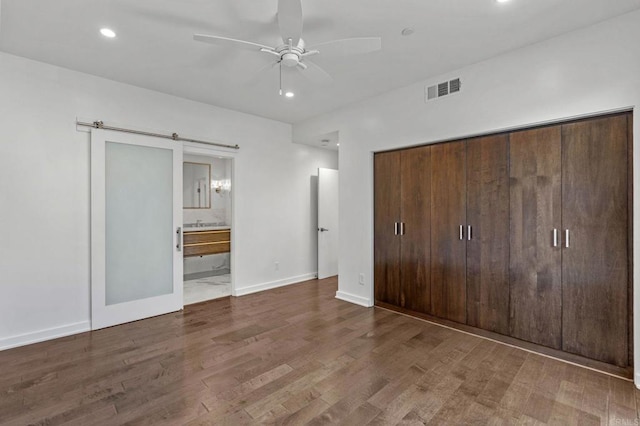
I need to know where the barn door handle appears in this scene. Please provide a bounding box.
[176,227,182,252]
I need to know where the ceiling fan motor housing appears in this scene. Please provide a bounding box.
[281,52,300,67]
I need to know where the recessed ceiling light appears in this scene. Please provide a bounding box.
[401,27,414,36]
[336,143,340,146]
[100,28,116,38]
[496,0,510,3]
[285,91,295,98]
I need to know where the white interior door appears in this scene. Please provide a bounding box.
[318,168,339,279]
[91,129,183,330]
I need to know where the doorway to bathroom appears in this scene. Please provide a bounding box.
[182,152,233,305]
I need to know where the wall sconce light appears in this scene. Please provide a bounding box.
[211,179,231,195]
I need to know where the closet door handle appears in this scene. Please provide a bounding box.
[176,227,182,252]
[565,229,570,248]
[459,225,464,240]
[400,222,405,235]
[394,222,398,236]
[553,229,558,247]
[467,225,472,241]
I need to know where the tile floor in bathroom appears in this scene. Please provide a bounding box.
[183,273,231,305]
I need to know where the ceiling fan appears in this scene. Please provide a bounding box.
[193,0,382,93]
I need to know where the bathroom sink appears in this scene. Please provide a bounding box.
[183,223,230,231]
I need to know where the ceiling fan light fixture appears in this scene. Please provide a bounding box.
[100,28,116,38]
[281,52,299,67]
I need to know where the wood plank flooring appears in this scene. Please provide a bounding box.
[0,277,638,425]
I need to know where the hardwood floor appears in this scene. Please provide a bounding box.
[0,277,638,425]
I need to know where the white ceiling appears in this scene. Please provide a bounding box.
[1,0,640,124]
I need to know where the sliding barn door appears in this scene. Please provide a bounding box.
[561,115,629,366]
[91,129,183,330]
[431,141,467,323]
[466,134,510,335]
[374,151,401,306]
[509,126,562,349]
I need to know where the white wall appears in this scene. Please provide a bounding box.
[294,10,640,382]
[0,51,337,350]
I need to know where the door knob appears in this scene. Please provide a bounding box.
[318,227,329,232]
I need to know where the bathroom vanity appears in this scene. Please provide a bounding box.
[183,225,231,257]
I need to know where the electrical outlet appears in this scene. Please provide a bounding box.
[359,273,365,285]
[275,262,279,271]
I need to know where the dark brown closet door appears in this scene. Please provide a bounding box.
[562,114,629,367]
[400,146,431,313]
[374,151,401,306]
[431,141,467,323]
[509,126,562,349]
[466,134,510,335]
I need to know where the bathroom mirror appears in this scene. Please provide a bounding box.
[183,162,211,209]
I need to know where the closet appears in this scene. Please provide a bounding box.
[426,135,511,330]
[465,134,510,335]
[374,146,431,313]
[374,112,632,369]
[509,126,563,349]
[430,141,466,322]
[561,115,629,366]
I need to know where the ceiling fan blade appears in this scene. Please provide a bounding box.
[277,0,303,45]
[193,34,274,52]
[298,60,333,86]
[308,37,382,57]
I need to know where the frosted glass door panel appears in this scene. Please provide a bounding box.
[91,129,182,330]
[105,142,173,305]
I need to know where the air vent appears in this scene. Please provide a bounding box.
[438,82,449,97]
[427,85,437,100]
[425,77,462,103]
[449,78,461,93]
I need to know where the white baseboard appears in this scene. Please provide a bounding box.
[233,273,318,297]
[335,290,373,307]
[0,321,91,352]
